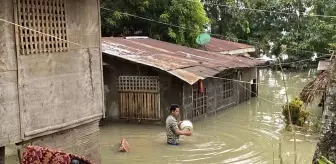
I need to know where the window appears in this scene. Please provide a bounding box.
[192,83,207,118]
[18,0,68,55]
[222,76,234,100]
[117,76,160,92]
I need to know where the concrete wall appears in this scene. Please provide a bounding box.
[0,0,21,147]
[103,55,183,123]
[241,67,257,82]
[238,67,257,103]
[161,72,184,121]
[20,121,100,163]
[0,0,103,162]
[14,0,103,140]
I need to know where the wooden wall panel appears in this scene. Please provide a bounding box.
[118,76,160,120]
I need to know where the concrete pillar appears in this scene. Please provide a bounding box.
[0,147,5,164]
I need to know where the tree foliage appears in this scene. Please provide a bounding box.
[204,0,336,59]
[101,0,336,59]
[101,0,209,47]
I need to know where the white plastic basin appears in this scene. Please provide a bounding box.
[180,120,193,132]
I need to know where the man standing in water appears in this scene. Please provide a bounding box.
[166,104,192,145]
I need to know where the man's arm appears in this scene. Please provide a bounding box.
[174,128,192,136]
[172,121,192,136]
[178,121,182,129]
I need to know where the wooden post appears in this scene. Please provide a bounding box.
[237,71,241,103]
[256,67,260,96]
[182,83,185,120]
[0,146,5,164]
[191,85,194,121]
[214,79,217,116]
[203,81,206,118]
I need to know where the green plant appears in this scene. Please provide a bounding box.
[282,97,310,126]
[318,156,334,164]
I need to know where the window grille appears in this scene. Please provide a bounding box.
[117,76,160,92]
[17,0,68,55]
[192,85,207,117]
[222,76,234,100]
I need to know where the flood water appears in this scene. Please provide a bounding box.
[100,69,321,164]
[6,69,322,163]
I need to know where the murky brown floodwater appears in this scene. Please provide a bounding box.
[100,69,321,164]
[6,69,322,164]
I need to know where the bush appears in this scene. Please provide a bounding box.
[282,97,309,126]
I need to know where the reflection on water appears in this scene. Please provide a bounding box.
[100,69,320,164]
[5,69,321,164]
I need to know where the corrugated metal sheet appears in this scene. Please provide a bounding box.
[317,60,331,71]
[204,38,255,54]
[102,37,261,84]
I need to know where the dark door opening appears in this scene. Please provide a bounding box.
[251,79,257,97]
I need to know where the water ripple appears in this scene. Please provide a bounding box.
[99,70,320,164]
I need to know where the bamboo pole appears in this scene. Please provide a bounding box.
[278,57,297,164]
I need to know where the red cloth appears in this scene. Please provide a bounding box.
[199,81,204,93]
[21,146,95,164]
[21,146,71,164]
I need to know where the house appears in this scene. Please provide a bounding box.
[300,60,332,111]
[102,37,262,123]
[200,37,256,55]
[0,0,103,162]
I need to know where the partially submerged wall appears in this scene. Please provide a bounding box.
[103,54,258,124]
[0,0,21,147]
[182,67,257,120]
[0,0,103,162]
[20,121,100,163]
[17,0,103,141]
[182,70,239,120]
[238,67,258,103]
[103,55,183,123]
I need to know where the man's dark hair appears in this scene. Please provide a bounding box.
[170,104,180,112]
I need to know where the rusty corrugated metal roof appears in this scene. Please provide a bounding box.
[102,37,261,84]
[204,38,255,54]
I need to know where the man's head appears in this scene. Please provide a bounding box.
[170,104,180,117]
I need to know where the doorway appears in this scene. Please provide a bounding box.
[251,79,257,97]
